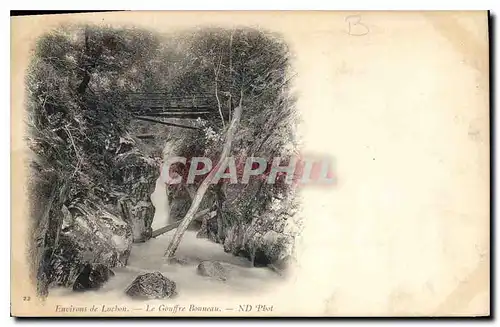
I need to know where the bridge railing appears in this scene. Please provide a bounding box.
[126,93,227,128]
[126,93,216,111]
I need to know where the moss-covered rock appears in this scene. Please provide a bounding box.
[73,263,115,291]
[125,272,177,299]
[114,148,160,242]
[48,200,132,287]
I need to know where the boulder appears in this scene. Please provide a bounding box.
[196,261,228,281]
[253,230,292,267]
[125,272,177,299]
[222,222,292,268]
[219,190,301,268]
[119,197,153,242]
[73,263,115,291]
[114,149,159,242]
[48,201,133,287]
[267,255,294,276]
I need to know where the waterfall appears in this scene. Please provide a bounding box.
[150,141,176,230]
[150,175,170,230]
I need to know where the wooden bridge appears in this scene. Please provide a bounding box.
[127,93,225,130]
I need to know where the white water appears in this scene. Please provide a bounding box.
[150,140,174,230]
[50,143,282,301]
[150,175,171,230]
[50,230,282,301]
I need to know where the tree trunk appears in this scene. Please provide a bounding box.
[77,28,103,96]
[164,100,243,259]
[34,176,71,297]
[33,180,59,298]
[214,54,225,127]
[77,71,91,95]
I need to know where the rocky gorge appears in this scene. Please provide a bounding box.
[27,25,300,299]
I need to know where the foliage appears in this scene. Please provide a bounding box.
[27,24,300,285]
[164,28,299,240]
[26,25,166,295]
[27,25,163,207]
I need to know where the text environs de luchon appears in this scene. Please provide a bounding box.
[55,304,129,313]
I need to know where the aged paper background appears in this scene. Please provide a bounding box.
[11,11,490,316]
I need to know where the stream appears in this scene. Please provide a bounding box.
[51,229,282,302]
[50,170,283,302]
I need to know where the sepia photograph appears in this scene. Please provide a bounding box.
[10,10,490,317]
[27,21,302,305]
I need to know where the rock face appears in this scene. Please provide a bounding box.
[44,137,160,291]
[168,185,215,225]
[224,224,293,267]
[220,189,301,269]
[114,149,160,242]
[73,263,115,291]
[196,214,219,242]
[166,180,300,269]
[119,197,154,242]
[125,272,177,299]
[169,191,191,223]
[48,201,133,287]
[196,261,228,281]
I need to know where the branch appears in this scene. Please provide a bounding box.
[77,28,104,95]
[228,30,234,121]
[133,116,199,130]
[214,54,225,127]
[164,94,244,259]
[63,125,83,177]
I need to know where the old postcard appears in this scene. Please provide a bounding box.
[10,11,490,317]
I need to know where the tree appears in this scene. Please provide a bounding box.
[162,28,297,260]
[164,95,243,259]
